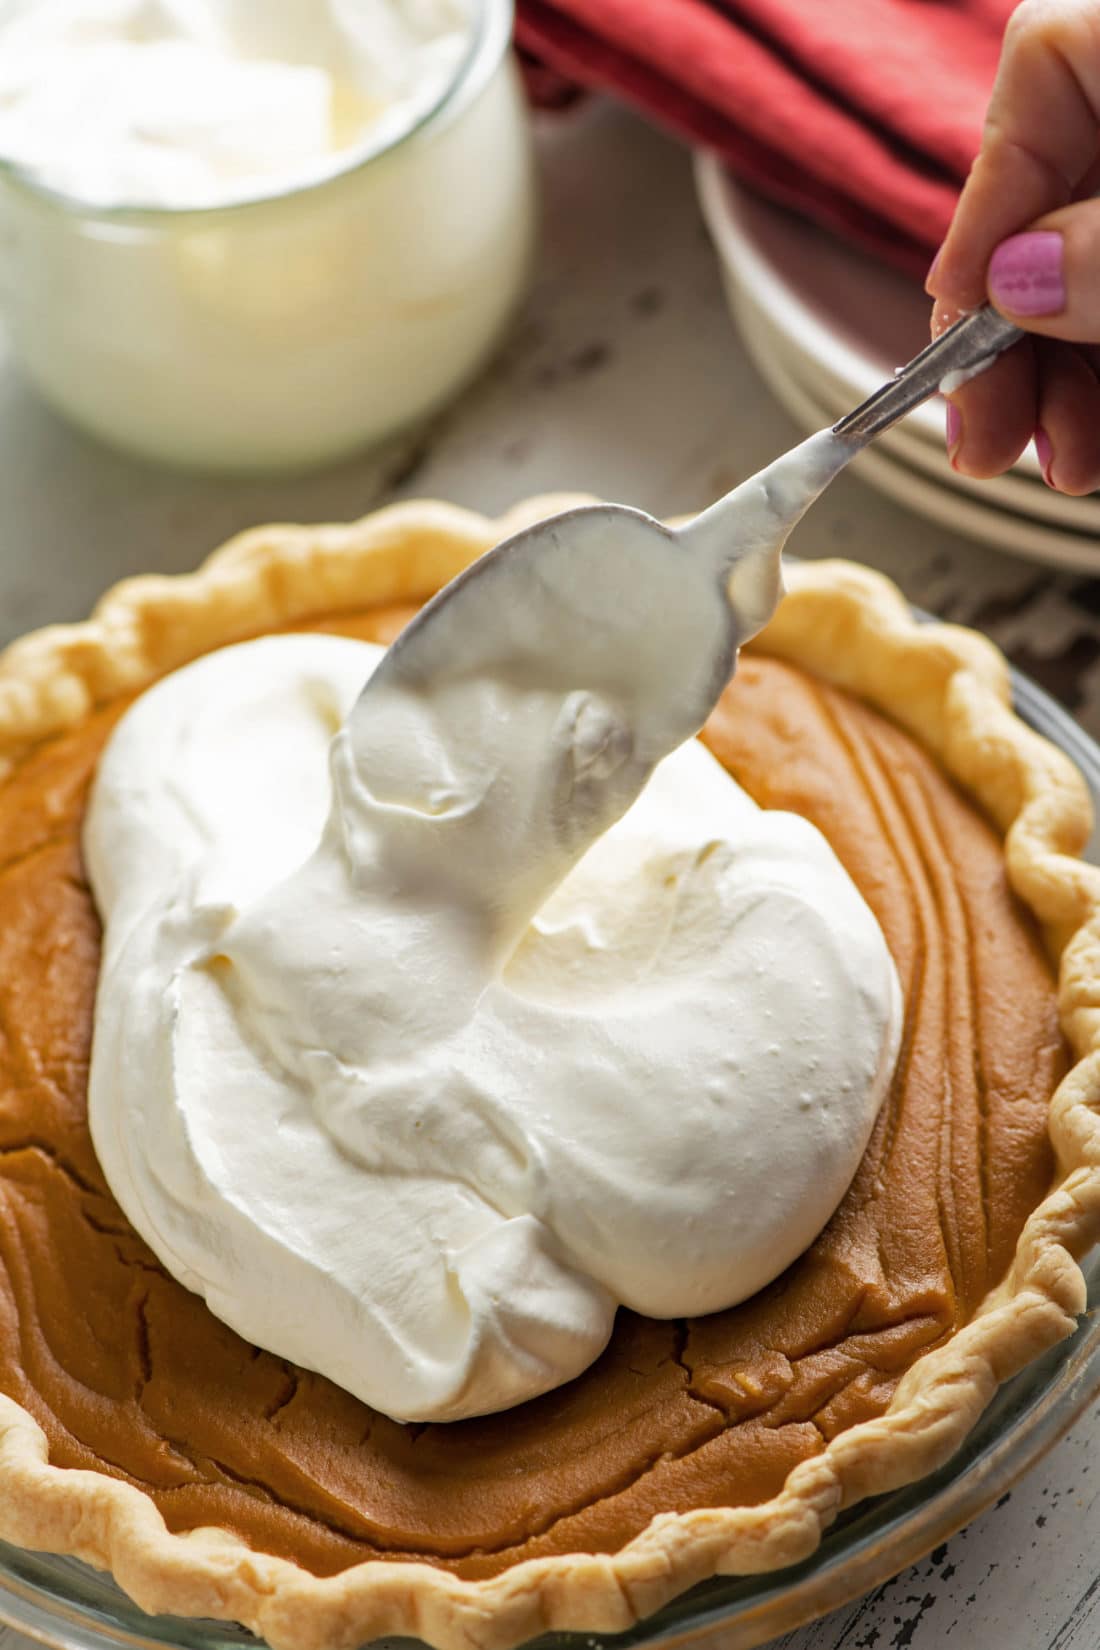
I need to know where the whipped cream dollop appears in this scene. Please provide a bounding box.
[0,0,470,207]
[86,610,902,1422]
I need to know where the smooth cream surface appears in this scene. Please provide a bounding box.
[85,618,902,1423]
[0,0,470,206]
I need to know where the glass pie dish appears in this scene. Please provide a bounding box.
[0,659,1095,1650]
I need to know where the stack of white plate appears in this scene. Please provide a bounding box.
[695,153,1100,572]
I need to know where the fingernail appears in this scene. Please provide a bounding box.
[988,231,1066,316]
[946,400,962,464]
[1034,426,1055,488]
[925,244,943,292]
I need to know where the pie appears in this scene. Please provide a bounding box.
[0,497,1097,1650]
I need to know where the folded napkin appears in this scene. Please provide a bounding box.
[516,0,1013,276]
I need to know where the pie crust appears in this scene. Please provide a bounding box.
[0,497,1098,1650]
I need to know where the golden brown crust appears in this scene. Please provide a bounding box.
[0,503,1097,1650]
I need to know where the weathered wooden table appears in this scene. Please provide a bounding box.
[0,96,1096,1650]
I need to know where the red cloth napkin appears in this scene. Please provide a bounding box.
[515,0,1013,276]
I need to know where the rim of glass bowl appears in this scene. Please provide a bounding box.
[0,656,1095,1650]
[0,0,512,223]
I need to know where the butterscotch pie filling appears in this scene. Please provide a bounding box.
[0,599,1063,1579]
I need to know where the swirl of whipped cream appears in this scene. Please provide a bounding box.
[86,624,901,1424]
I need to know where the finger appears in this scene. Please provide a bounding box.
[985,199,1100,342]
[944,338,1037,479]
[1034,339,1100,494]
[926,0,1100,307]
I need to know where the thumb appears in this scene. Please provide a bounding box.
[986,199,1100,343]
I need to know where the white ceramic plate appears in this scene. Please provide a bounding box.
[733,285,1100,535]
[694,151,1049,474]
[740,308,1100,572]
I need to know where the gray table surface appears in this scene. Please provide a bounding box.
[0,95,1096,1650]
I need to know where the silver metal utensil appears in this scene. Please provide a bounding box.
[832,305,1022,445]
[345,306,1024,797]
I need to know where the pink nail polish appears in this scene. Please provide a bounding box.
[945,400,962,462]
[988,231,1066,317]
[1034,427,1055,488]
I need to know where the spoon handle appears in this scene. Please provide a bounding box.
[832,307,1023,446]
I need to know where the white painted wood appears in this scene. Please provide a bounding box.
[773,1399,1100,1650]
[0,92,1096,1650]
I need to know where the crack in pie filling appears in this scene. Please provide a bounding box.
[0,501,1097,1650]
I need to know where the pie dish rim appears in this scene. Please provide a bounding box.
[0,496,1098,1650]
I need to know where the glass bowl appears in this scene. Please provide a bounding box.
[0,0,535,474]
[0,665,1095,1650]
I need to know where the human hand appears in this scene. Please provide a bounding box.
[925,0,1100,495]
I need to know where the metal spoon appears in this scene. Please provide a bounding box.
[832,305,1022,442]
[387,305,1020,666]
[342,307,1022,870]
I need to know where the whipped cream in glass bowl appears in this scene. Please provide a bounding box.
[0,0,534,472]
